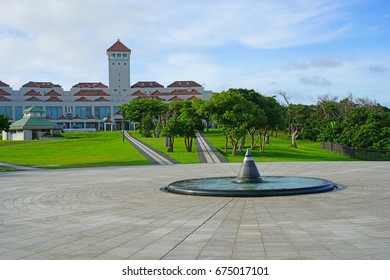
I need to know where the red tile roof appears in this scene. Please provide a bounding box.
[87,115,97,119]
[94,97,110,102]
[169,89,201,95]
[72,82,108,88]
[22,81,61,88]
[107,40,131,52]
[0,81,9,87]
[75,97,92,102]
[0,89,11,96]
[45,115,54,120]
[74,90,110,96]
[45,96,63,102]
[131,81,164,88]
[131,90,147,97]
[44,90,61,96]
[167,81,202,87]
[151,96,165,101]
[187,96,200,100]
[58,115,67,120]
[0,96,12,102]
[74,115,82,119]
[25,96,43,102]
[150,90,164,96]
[168,96,184,101]
[24,90,42,96]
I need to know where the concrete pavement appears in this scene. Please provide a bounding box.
[0,161,389,259]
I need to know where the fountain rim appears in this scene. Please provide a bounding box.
[165,176,335,197]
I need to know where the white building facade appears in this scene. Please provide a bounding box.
[0,40,211,130]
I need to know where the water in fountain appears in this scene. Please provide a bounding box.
[165,149,335,197]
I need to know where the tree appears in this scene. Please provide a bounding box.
[121,98,166,137]
[177,101,204,152]
[237,88,285,150]
[0,115,10,132]
[206,90,261,155]
[192,98,212,131]
[339,105,390,149]
[161,118,182,152]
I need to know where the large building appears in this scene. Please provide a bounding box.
[0,40,211,131]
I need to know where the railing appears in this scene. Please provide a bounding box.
[321,142,390,161]
[63,128,96,132]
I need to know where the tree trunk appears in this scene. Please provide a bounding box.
[185,137,193,152]
[259,131,264,152]
[291,130,298,148]
[247,129,255,149]
[239,135,246,152]
[167,136,174,152]
[264,131,269,144]
[229,136,238,155]
[225,134,228,152]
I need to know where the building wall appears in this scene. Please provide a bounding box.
[0,41,211,130]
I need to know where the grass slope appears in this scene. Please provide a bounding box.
[0,131,150,168]
[203,130,354,162]
[129,131,200,164]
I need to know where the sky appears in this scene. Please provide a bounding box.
[1,0,389,106]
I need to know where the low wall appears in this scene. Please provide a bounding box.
[321,142,390,161]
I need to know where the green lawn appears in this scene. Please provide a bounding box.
[202,129,354,162]
[0,131,150,168]
[0,129,354,170]
[129,131,200,164]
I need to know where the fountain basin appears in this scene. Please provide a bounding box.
[166,176,335,197]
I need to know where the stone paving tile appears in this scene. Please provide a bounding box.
[0,162,389,260]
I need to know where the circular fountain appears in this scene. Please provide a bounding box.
[166,150,335,197]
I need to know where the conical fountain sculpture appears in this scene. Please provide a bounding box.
[165,149,336,197]
[235,149,262,184]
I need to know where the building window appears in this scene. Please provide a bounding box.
[117,53,121,58]
[46,106,63,120]
[75,106,92,119]
[0,106,12,118]
[110,53,116,58]
[95,106,110,119]
[123,53,127,58]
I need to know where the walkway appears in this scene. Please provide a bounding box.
[195,131,227,163]
[0,161,389,260]
[122,130,176,165]
[0,162,40,171]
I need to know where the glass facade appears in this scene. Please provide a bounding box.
[94,106,111,119]
[75,106,92,119]
[45,106,63,120]
[0,106,12,118]
[15,106,23,120]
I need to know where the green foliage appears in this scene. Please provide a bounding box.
[338,105,390,149]
[0,114,10,132]
[121,98,166,137]
[206,90,264,154]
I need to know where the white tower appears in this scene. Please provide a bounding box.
[106,39,131,97]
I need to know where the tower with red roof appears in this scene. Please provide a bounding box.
[106,39,131,99]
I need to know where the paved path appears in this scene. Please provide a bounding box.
[0,162,40,171]
[195,132,227,163]
[0,161,389,260]
[122,130,176,165]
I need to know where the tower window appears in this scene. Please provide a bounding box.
[123,53,128,58]
[110,53,116,58]
[117,53,122,58]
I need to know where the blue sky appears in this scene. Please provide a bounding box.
[1,0,389,106]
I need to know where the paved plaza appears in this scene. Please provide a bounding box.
[0,161,389,260]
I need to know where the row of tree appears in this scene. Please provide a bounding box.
[121,89,389,154]
[121,88,285,154]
